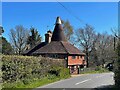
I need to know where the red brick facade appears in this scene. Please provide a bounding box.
[68,55,86,74]
[68,56,85,65]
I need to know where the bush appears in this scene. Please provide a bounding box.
[2,55,41,83]
[59,67,70,79]
[48,66,70,79]
[114,41,120,88]
[2,55,70,88]
[95,66,109,72]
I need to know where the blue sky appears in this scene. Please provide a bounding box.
[2,2,118,41]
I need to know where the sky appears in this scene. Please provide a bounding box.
[2,2,118,42]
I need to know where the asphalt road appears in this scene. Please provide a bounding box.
[36,72,114,89]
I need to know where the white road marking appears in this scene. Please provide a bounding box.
[75,79,91,85]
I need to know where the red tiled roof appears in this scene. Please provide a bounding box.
[61,41,85,55]
[23,17,85,56]
[33,41,67,54]
[32,41,85,55]
[23,42,47,55]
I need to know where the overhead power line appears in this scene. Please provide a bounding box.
[56,0,86,25]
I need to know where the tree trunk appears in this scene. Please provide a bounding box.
[86,48,89,68]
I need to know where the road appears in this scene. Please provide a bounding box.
[35,72,114,89]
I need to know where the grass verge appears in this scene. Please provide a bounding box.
[3,75,71,89]
[79,67,110,74]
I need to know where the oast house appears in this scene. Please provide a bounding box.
[23,17,86,74]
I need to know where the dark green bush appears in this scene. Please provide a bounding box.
[2,55,70,88]
[114,41,120,88]
[48,66,70,79]
[2,55,41,82]
[59,67,70,79]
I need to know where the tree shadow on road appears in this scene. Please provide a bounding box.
[92,85,119,90]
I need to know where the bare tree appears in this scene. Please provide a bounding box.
[10,25,29,55]
[111,28,120,39]
[111,28,120,50]
[75,24,97,67]
[95,33,116,66]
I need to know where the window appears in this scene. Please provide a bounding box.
[77,56,79,59]
[72,56,76,59]
[50,54,58,58]
[53,54,58,58]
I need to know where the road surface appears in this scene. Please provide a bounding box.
[36,72,114,89]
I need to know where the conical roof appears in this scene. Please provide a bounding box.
[23,17,85,56]
[51,17,66,41]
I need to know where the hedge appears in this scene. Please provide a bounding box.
[114,41,120,88]
[2,55,70,88]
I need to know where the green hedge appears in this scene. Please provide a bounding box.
[2,55,41,83]
[48,66,70,79]
[114,41,120,88]
[2,55,70,88]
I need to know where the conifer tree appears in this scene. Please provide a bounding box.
[27,27,42,48]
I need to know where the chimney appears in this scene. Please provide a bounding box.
[45,30,52,43]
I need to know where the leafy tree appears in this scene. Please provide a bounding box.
[27,27,42,49]
[62,20,74,41]
[115,40,120,88]
[0,27,13,54]
[2,37,13,55]
[0,26,4,53]
[9,25,29,55]
[114,28,120,88]
[0,26,4,35]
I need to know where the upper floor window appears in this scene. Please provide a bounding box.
[72,56,76,59]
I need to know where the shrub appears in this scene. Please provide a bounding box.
[2,55,70,88]
[59,67,70,79]
[114,41,120,88]
[2,55,41,83]
[48,66,70,79]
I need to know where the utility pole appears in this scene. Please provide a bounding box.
[114,37,116,51]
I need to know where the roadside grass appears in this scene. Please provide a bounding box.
[80,70,110,74]
[3,74,71,89]
[2,68,110,89]
[79,67,110,74]
[3,76,69,89]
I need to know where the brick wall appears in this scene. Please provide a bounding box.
[68,55,84,65]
